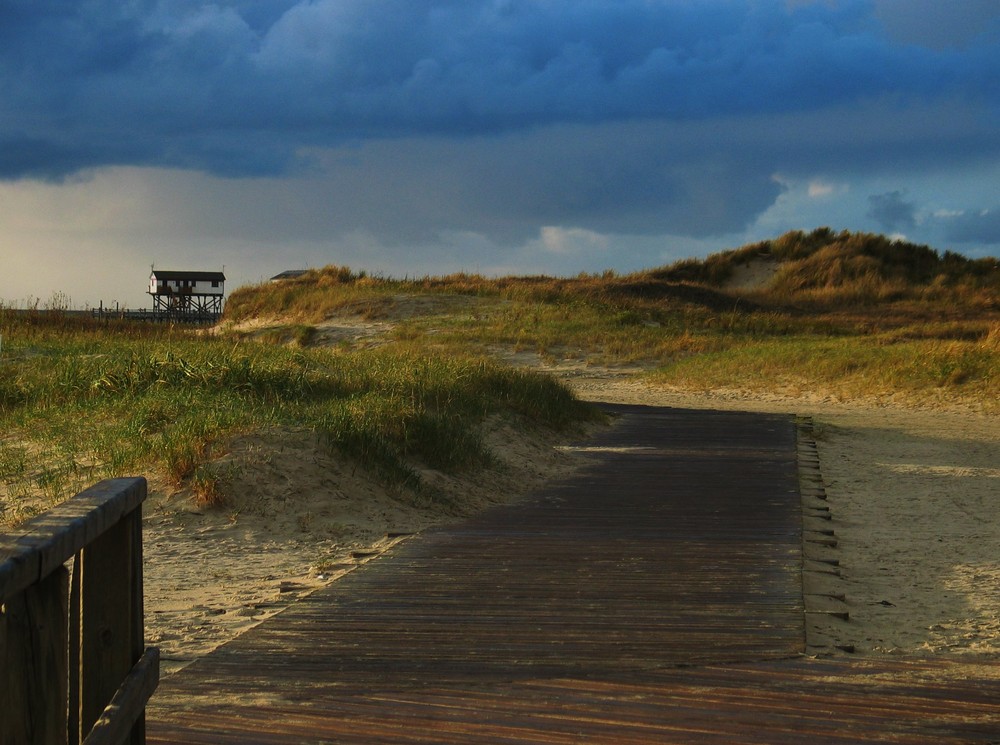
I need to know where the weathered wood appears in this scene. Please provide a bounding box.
[69,555,82,745]
[0,564,69,745]
[79,514,136,742]
[82,648,160,745]
[128,507,146,745]
[0,479,147,603]
[145,406,1000,744]
[0,477,153,745]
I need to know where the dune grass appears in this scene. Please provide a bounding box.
[0,309,597,525]
[651,330,999,407]
[223,230,999,413]
[4,229,997,522]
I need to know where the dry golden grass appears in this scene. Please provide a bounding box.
[220,229,999,413]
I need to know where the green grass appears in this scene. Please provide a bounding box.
[0,310,598,525]
[4,228,997,524]
[651,332,999,408]
[391,298,728,365]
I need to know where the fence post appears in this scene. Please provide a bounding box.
[0,565,69,745]
[1,478,156,745]
[76,510,142,742]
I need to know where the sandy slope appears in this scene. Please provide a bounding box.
[141,418,591,674]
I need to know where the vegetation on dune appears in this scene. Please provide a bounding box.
[630,230,999,404]
[0,309,597,526]
[653,332,999,404]
[222,228,999,412]
[3,228,997,523]
[228,228,998,325]
[650,228,999,308]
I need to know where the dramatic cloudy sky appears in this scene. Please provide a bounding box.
[2,0,999,308]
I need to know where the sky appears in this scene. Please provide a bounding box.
[1,0,999,309]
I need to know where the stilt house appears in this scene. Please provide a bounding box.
[148,269,225,320]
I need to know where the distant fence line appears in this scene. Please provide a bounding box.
[91,308,221,324]
[0,307,221,325]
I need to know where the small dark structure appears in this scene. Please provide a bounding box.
[269,269,308,283]
[148,269,225,322]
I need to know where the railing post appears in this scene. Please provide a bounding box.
[76,508,143,743]
[1,478,156,745]
[0,565,69,745]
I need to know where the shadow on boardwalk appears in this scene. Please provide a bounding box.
[147,405,1000,743]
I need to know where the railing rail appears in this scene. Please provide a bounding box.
[0,478,159,745]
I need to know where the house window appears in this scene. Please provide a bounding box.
[211,280,219,288]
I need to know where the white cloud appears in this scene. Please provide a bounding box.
[806,180,844,198]
[537,226,610,256]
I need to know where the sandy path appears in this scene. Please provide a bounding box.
[560,368,1000,659]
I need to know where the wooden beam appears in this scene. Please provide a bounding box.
[78,515,136,740]
[81,648,159,745]
[0,479,146,603]
[1,477,155,745]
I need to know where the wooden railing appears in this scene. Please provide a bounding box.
[0,478,159,745]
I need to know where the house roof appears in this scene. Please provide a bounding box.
[151,270,226,281]
[269,269,308,281]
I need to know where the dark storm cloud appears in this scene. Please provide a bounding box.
[867,190,917,231]
[2,0,998,181]
[285,121,788,243]
[3,0,999,254]
[873,0,1000,49]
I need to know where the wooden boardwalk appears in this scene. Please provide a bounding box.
[146,405,1000,743]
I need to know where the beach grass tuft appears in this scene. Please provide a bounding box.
[0,308,598,523]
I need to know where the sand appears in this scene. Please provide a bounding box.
[136,360,1000,673]
[6,336,997,671]
[563,367,1000,659]
[141,418,591,674]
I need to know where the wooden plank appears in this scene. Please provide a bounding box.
[0,478,147,603]
[146,406,1000,743]
[0,565,69,745]
[69,554,82,745]
[127,507,147,745]
[82,647,160,745]
[79,514,136,742]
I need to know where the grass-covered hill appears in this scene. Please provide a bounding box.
[0,309,597,526]
[227,228,999,325]
[223,228,999,409]
[647,228,999,309]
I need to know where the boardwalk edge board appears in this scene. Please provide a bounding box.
[797,416,854,656]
